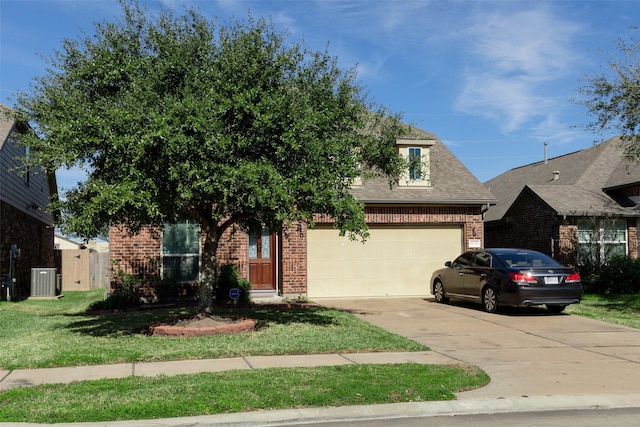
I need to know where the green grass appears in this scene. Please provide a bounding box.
[0,364,489,423]
[566,293,640,329]
[0,291,489,423]
[7,291,637,423]
[0,290,427,370]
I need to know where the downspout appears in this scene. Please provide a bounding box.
[481,204,490,249]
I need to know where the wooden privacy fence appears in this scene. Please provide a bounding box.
[55,249,110,291]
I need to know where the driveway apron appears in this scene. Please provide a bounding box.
[320,298,640,400]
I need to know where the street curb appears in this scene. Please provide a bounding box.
[4,393,639,426]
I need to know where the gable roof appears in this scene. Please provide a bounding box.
[484,136,640,222]
[351,127,496,205]
[1,104,16,151]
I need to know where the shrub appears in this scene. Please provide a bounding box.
[88,268,142,311]
[214,264,252,305]
[579,254,640,294]
[150,275,180,303]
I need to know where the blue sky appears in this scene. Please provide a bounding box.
[1,0,637,189]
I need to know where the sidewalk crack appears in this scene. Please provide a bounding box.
[0,370,12,384]
[243,356,255,369]
[338,354,358,364]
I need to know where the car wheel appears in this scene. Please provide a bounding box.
[482,287,498,313]
[546,304,566,313]
[433,280,449,304]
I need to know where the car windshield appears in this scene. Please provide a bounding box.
[495,251,560,268]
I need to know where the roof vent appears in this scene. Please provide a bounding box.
[552,171,560,181]
[544,142,548,163]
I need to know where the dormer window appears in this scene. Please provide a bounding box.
[408,147,422,180]
[397,138,434,187]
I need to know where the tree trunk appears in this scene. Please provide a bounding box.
[198,228,220,313]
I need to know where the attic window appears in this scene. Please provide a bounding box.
[409,147,422,180]
[397,138,434,187]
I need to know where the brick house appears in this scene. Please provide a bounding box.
[484,136,640,267]
[110,127,496,300]
[1,105,57,299]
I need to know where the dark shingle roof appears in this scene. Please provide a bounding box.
[604,155,640,189]
[484,136,640,221]
[526,185,635,217]
[351,128,496,205]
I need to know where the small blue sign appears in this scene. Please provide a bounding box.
[229,288,240,300]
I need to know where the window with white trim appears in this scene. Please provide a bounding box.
[162,221,200,282]
[577,218,627,264]
[408,147,422,180]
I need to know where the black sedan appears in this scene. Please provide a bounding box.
[430,248,582,313]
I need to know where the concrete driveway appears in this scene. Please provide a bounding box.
[320,297,640,400]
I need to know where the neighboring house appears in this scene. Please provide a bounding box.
[484,136,640,267]
[54,234,85,250]
[0,104,57,299]
[110,127,496,300]
[54,235,109,253]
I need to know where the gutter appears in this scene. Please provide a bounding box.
[359,199,497,206]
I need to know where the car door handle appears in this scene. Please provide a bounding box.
[458,273,464,276]
[480,273,487,277]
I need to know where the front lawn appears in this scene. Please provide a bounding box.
[566,293,640,329]
[5,291,637,423]
[0,290,490,424]
[0,290,427,370]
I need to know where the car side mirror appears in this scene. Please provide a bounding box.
[445,261,452,268]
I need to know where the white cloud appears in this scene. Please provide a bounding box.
[530,113,588,146]
[457,72,555,133]
[454,6,583,133]
[470,8,580,77]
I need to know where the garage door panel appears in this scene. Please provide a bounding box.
[307,226,462,298]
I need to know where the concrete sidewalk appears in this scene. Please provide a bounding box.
[0,351,454,391]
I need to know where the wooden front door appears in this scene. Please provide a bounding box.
[248,228,276,291]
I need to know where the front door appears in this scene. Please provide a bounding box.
[248,227,276,291]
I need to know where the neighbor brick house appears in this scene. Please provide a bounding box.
[0,105,57,299]
[484,136,640,267]
[110,127,496,300]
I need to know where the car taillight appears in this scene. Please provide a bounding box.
[565,272,581,283]
[509,272,537,283]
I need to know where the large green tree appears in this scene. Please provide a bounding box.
[577,29,640,160]
[12,0,409,312]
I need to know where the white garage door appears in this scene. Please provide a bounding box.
[307,225,463,298]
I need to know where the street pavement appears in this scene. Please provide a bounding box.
[2,297,640,426]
